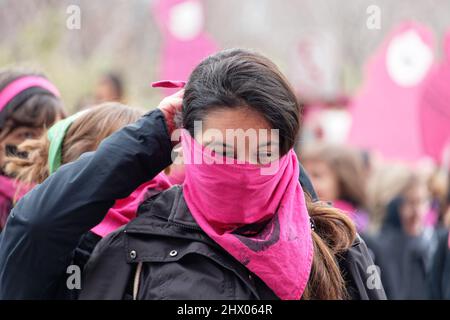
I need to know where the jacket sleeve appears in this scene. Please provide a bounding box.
[0,109,173,299]
[427,229,450,299]
[339,235,388,300]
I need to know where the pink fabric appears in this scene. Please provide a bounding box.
[423,208,438,228]
[0,76,61,112]
[0,176,17,201]
[151,0,218,95]
[334,200,359,224]
[333,200,369,232]
[348,22,435,162]
[0,176,16,229]
[181,132,313,300]
[448,232,450,250]
[90,173,172,237]
[0,175,31,229]
[418,30,450,164]
[166,166,185,185]
[151,80,186,89]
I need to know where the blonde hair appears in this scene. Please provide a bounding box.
[5,103,143,185]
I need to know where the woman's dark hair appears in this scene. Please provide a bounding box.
[0,69,66,140]
[181,49,356,299]
[182,49,299,156]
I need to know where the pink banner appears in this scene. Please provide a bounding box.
[419,30,450,164]
[152,0,219,94]
[348,22,435,162]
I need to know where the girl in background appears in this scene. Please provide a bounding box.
[301,144,369,232]
[5,103,171,275]
[0,69,66,230]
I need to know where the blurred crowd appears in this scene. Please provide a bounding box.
[300,141,450,299]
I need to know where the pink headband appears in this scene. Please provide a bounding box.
[0,76,61,113]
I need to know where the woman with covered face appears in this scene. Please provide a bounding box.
[0,49,385,300]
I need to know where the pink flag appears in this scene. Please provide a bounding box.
[348,22,435,162]
[152,0,219,94]
[418,30,450,164]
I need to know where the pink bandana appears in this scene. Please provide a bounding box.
[0,176,31,229]
[181,131,313,299]
[91,173,172,237]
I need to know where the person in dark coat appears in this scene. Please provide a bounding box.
[365,171,438,299]
[0,49,386,300]
[428,228,450,299]
[428,175,450,299]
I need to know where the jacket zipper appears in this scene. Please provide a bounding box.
[170,220,203,231]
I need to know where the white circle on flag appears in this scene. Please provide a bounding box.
[386,30,433,87]
[169,1,204,41]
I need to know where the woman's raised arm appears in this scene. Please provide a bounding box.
[0,108,173,299]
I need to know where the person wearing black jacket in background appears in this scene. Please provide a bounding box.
[366,172,438,299]
[0,49,385,300]
[428,228,450,299]
[428,174,450,299]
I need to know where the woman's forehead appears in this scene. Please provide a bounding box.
[202,107,272,131]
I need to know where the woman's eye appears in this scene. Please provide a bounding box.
[24,132,35,139]
[210,146,234,158]
[257,152,272,164]
[14,131,34,140]
[223,150,235,158]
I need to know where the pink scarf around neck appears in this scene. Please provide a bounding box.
[181,132,313,300]
[91,173,172,237]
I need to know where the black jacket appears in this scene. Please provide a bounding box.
[80,185,386,300]
[364,198,438,299]
[428,229,450,299]
[0,109,385,300]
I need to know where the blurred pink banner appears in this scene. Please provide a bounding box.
[152,0,219,94]
[348,22,436,162]
[418,30,450,164]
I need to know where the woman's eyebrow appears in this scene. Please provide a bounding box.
[258,141,272,147]
[204,141,234,149]
[206,140,275,149]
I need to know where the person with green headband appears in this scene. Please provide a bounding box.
[2,103,173,299]
[47,111,88,175]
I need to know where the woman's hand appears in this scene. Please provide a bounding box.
[157,89,184,138]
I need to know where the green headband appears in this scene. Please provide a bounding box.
[47,111,88,174]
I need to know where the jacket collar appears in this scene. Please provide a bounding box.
[125,186,215,244]
[136,185,199,225]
